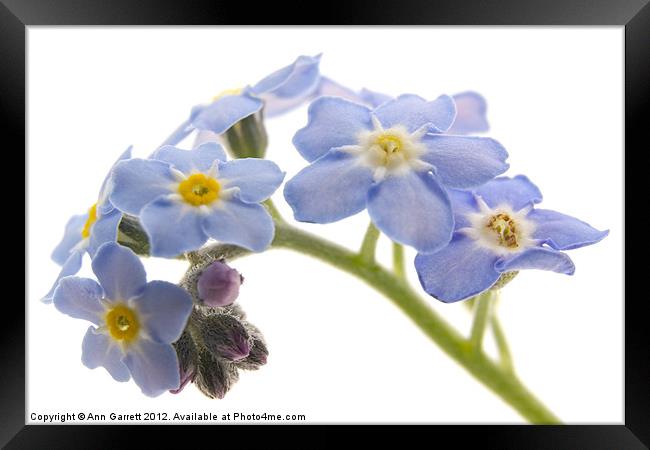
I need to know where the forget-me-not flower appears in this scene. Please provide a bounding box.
[44,147,132,303]
[53,242,193,396]
[314,81,489,135]
[110,142,284,257]
[414,176,609,303]
[166,55,322,146]
[283,95,509,253]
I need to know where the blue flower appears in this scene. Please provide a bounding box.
[165,55,322,145]
[314,81,489,135]
[53,243,193,397]
[284,95,509,253]
[110,142,284,257]
[44,147,132,303]
[414,176,609,303]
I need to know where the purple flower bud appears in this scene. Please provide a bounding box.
[235,335,269,371]
[170,365,195,394]
[219,326,251,362]
[194,349,240,399]
[170,330,198,394]
[197,260,242,307]
[199,314,251,362]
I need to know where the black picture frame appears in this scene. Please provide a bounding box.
[5,0,647,447]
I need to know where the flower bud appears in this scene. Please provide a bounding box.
[117,214,150,256]
[199,314,251,362]
[222,109,268,159]
[194,348,239,399]
[235,332,268,371]
[170,330,198,394]
[197,260,242,307]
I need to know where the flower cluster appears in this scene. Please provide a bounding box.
[45,56,309,397]
[44,53,608,401]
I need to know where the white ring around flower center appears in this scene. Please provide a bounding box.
[339,116,433,181]
[459,197,536,256]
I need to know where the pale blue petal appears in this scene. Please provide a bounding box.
[367,171,454,254]
[152,142,226,174]
[313,76,362,103]
[283,150,374,223]
[252,54,321,97]
[359,88,393,108]
[191,94,263,135]
[51,213,86,265]
[87,208,121,258]
[98,146,133,214]
[373,94,456,133]
[415,234,500,303]
[42,250,84,303]
[446,91,490,135]
[53,276,105,324]
[260,93,313,117]
[91,243,147,302]
[293,96,373,162]
[447,188,480,229]
[193,129,220,148]
[134,281,193,344]
[527,209,609,250]
[161,117,194,147]
[420,135,509,188]
[81,327,130,382]
[140,197,207,257]
[495,247,575,274]
[202,199,274,252]
[218,158,285,203]
[110,159,176,215]
[475,175,543,211]
[123,339,180,397]
[255,55,322,117]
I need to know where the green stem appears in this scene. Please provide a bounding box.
[492,312,515,374]
[358,222,380,264]
[469,290,493,352]
[202,222,560,424]
[263,199,286,224]
[392,242,406,281]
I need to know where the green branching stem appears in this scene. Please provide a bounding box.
[469,290,493,352]
[198,218,560,424]
[358,222,381,264]
[392,242,406,281]
[492,313,515,374]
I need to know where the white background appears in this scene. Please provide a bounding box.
[27,27,623,424]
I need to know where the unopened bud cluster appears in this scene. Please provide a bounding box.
[173,257,268,398]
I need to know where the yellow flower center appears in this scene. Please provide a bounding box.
[81,203,98,239]
[375,134,403,155]
[487,213,519,248]
[178,173,221,206]
[105,304,140,343]
[212,87,243,102]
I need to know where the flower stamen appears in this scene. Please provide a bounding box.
[178,174,221,206]
[487,213,519,248]
[105,304,140,343]
[356,123,429,178]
